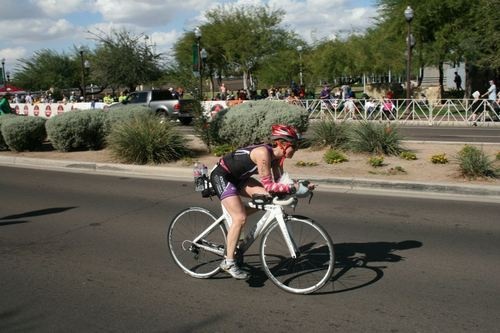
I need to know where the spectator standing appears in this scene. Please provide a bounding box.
[341,84,351,100]
[220,83,227,100]
[319,84,331,100]
[118,90,128,102]
[454,72,462,90]
[0,93,14,115]
[470,90,483,126]
[174,87,184,99]
[286,92,300,105]
[298,85,306,99]
[481,80,497,103]
[365,99,376,119]
[25,93,33,105]
[103,93,114,105]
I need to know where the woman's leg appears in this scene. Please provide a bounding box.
[221,195,246,260]
[219,195,249,279]
[221,178,269,258]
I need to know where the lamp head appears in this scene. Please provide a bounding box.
[404,6,414,22]
[194,27,201,39]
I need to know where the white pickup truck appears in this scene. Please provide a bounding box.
[119,90,196,125]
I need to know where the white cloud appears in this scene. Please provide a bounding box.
[93,0,214,27]
[34,0,90,17]
[0,47,28,68]
[0,0,378,73]
[0,18,77,43]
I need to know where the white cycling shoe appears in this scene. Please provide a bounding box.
[220,260,249,280]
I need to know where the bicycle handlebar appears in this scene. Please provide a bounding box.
[272,196,297,206]
[248,194,298,210]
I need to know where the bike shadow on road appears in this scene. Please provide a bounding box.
[240,240,422,294]
[325,240,423,294]
[0,207,77,227]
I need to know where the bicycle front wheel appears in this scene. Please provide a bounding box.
[168,207,226,279]
[260,216,334,294]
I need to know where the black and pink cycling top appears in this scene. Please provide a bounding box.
[218,144,273,181]
[211,144,293,199]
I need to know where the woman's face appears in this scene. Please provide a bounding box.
[285,142,298,158]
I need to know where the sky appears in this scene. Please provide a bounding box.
[0,0,378,76]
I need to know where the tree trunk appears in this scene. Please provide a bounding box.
[417,66,424,87]
[242,71,248,96]
[438,61,444,99]
[464,59,472,101]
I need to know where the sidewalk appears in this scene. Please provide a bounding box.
[1,154,499,203]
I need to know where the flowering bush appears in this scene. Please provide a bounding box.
[400,151,417,160]
[430,153,448,164]
[368,155,385,167]
[324,149,348,164]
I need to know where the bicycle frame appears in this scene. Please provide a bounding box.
[192,197,299,259]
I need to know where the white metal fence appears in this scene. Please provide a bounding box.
[294,98,500,126]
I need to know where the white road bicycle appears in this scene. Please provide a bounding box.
[167,187,335,294]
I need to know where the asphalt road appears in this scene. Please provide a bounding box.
[1,166,500,332]
[398,126,500,143]
[176,123,500,143]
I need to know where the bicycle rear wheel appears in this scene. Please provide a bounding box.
[168,207,226,278]
[260,216,334,294]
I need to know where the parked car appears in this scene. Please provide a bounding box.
[113,90,196,125]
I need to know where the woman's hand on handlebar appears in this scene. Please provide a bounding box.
[293,179,315,197]
[295,180,315,190]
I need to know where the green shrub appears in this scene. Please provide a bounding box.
[212,143,234,157]
[0,114,18,150]
[107,113,189,164]
[310,120,349,148]
[295,160,319,167]
[1,116,46,152]
[456,145,497,179]
[217,100,309,147]
[103,105,151,135]
[400,151,417,160]
[368,155,385,167]
[496,152,500,161]
[324,149,348,164]
[431,153,448,164]
[46,109,108,151]
[349,121,403,155]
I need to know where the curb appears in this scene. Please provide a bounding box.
[1,155,499,202]
[305,176,500,198]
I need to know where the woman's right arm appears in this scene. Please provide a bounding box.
[253,147,293,194]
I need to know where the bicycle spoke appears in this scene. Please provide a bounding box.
[168,207,226,279]
[260,217,334,294]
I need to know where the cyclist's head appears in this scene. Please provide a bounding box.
[271,124,300,145]
[271,124,301,166]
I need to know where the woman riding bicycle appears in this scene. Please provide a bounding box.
[209,124,314,279]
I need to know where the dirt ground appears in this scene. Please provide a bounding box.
[2,138,499,186]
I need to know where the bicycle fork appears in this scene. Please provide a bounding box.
[275,213,299,259]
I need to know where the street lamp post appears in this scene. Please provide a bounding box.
[200,48,208,99]
[1,58,6,87]
[297,46,303,86]
[404,6,414,103]
[194,27,203,100]
[79,46,86,101]
[6,71,10,83]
